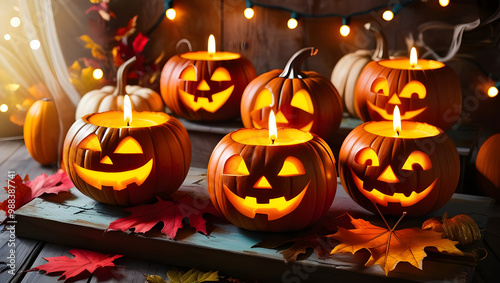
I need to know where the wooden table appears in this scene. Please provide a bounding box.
[0,138,496,283]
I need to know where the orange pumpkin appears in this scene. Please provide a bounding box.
[354,57,462,131]
[241,47,343,140]
[160,51,256,121]
[63,111,191,206]
[338,121,460,217]
[23,98,60,165]
[207,128,337,231]
[475,133,500,201]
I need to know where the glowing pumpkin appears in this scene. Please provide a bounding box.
[240,47,343,140]
[338,121,460,216]
[160,51,256,121]
[354,56,462,131]
[207,128,337,231]
[475,133,500,201]
[63,111,191,206]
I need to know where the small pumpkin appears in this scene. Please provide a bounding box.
[207,128,337,232]
[475,133,500,201]
[354,54,462,131]
[160,49,256,121]
[23,98,60,165]
[63,111,191,206]
[75,57,164,119]
[422,212,481,246]
[241,47,343,140]
[338,121,460,217]
[331,22,389,117]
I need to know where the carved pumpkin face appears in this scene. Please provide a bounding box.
[178,65,234,113]
[250,88,315,132]
[367,78,427,121]
[73,134,153,191]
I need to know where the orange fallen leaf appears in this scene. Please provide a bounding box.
[329,213,464,275]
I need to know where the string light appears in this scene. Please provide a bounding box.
[382,10,394,21]
[165,0,175,20]
[4,34,11,40]
[30,39,40,50]
[439,0,450,7]
[488,82,500,98]
[0,104,8,113]
[93,68,104,80]
[244,0,254,19]
[340,17,350,37]
[287,12,298,29]
[10,17,21,27]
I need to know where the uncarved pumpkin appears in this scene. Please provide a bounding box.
[207,128,337,231]
[331,22,389,117]
[75,56,164,119]
[241,47,343,140]
[63,111,191,206]
[339,121,460,217]
[475,133,500,201]
[24,98,60,165]
[160,52,256,121]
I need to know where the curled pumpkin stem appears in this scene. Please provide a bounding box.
[115,56,137,96]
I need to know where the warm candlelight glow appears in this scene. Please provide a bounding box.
[208,34,216,54]
[124,94,132,125]
[393,105,401,135]
[488,86,499,98]
[410,47,418,68]
[269,110,277,143]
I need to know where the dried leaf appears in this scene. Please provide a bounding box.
[144,274,167,283]
[167,268,218,283]
[107,194,218,240]
[329,213,464,275]
[27,249,122,281]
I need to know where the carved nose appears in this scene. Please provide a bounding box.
[377,165,399,183]
[254,176,272,189]
[197,79,210,91]
[275,111,289,123]
[388,93,401,105]
[100,156,113,165]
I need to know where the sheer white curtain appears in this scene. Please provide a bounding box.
[0,0,83,159]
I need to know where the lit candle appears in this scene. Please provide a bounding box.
[180,34,241,61]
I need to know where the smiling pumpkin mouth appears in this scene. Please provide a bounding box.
[350,169,437,207]
[223,182,309,221]
[73,159,153,191]
[367,101,427,120]
[179,86,234,113]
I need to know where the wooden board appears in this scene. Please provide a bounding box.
[15,167,494,283]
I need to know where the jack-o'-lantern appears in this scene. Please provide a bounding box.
[63,110,191,206]
[338,120,460,217]
[240,47,343,140]
[475,133,500,201]
[354,48,462,131]
[207,127,337,231]
[161,35,256,121]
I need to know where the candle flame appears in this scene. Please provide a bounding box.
[269,110,277,143]
[393,105,401,135]
[410,47,418,68]
[124,94,132,125]
[208,34,216,54]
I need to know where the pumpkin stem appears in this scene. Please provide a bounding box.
[364,22,389,61]
[115,56,137,96]
[279,47,318,79]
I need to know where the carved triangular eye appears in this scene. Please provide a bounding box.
[78,134,102,152]
[114,136,143,154]
[223,155,250,176]
[290,89,314,114]
[254,89,273,110]
[398,81,426,99]
[355,147,379,166]
[402,151,432,170]
[179,65,197,81]
[210,67,231,81]
[371,77,389,96]
[278,156,305,176]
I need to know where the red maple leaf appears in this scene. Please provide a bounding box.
[107,194,219,239]
[0,170,74,217]
[28,249,122,282]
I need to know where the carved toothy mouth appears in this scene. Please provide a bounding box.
[179,86,234,113]
[73,159,153,191]
[367,101,427,120]
[350,168,437,207]
[223,182,309,221]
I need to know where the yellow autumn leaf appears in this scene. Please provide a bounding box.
[167,268,219,283]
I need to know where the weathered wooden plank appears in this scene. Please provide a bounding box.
[0,231,44,283]
[15,167,492,282]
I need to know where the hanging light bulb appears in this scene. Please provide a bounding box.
[383,3,402,22]
[244,0,254,19]
[287,12,298,30]
[488,82,500,98]
[165,0,176,20]
[93,68,104,80]
[439,0,450,7]
[340,17,350,37]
